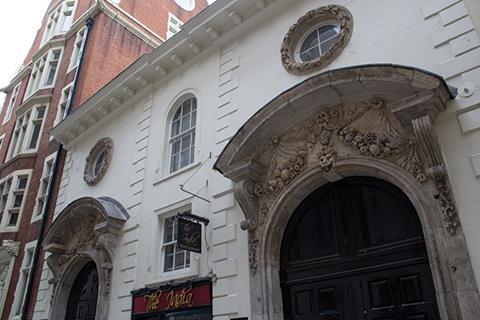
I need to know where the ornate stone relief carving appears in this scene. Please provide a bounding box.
[281,5,353,75]
[412,115,459,234]
[242,98,457,272]
[1,240,20,257]
[0,263,9,302]
[44,197,128,319]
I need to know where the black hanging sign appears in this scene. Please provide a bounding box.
[177,217,202,253]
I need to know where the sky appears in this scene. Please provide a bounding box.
[0,0,216,107]
[0,0,51,106]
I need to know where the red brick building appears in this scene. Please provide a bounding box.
[0,1,207,319]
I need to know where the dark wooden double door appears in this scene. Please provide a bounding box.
[280,177,440,320]
[65,261,99,320]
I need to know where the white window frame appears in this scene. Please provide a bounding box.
[54,83,72,127]
[10,240,37,320]
[3,83,21,125]
[41,0,78,44]
[25,48,63,98]
[0,170,32,233]
[0,134,5,152]
[295,21,340,63]
[167,12,184,39]
[153,202,200,284]
[31,153,56,223]
[174,0,195,11]
[168,95,197,174]
[68,27,87,72]
[7,104,48,160]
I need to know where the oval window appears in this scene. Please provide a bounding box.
[281,5,353,75]
[84,137,114,186]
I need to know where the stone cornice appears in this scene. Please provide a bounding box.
[52,0,279,147]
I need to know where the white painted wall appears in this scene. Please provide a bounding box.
[34,0,480,319]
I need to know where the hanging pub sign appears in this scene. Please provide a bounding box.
[177,217,202,253]
[131,280,212,317]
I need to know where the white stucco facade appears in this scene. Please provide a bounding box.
[34,0,480,319]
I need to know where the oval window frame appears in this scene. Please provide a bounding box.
[281,5,353,75]
[84,137,114,186]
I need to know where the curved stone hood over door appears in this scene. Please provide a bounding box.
[214,64,480,320]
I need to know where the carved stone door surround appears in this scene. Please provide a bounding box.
[214,64,480,320]
[43,196,129,320]
[0,240,19,313]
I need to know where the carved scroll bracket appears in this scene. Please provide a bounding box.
[412,115,459,234]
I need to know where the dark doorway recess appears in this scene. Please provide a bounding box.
[280,177,440,320]
[65,261,99,320]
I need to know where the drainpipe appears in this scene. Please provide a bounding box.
[21,17,95,320]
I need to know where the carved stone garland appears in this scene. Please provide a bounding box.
[242,98,459,272]
[281,5,353,75]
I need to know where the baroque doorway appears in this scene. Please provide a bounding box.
[280,177,439,319]
[65,261,99,320]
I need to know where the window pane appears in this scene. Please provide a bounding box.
[171,119,180,137]
[181,113,191,132]
[36,106,46,119]
[170,154,179,173]
[191,109,197,127]
[172,139,181,155]
[45,62,58,86]
[300,30,319,53]
[181,134,191,151]
[13,194,23,208]
[182,100,191,116]
[318,25,338,41]
[164,218,174,242]
[174,250,185,269]
[164,244,174,271]
[17,177,28,189]
[8,211,19,225]
[300,46,320,62]
[28,122,42,149]
[180,149,190,169]
[320,36,337,54]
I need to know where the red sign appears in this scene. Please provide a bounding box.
[132,282,211,314]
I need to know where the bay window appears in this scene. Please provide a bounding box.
[3,83,21,124]
[7,105,47,160]
[42,0,77,44]
[0,172,30,230]
[69,27,86,71]
[26,48,63,97]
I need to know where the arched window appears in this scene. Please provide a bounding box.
[169,97,197,173]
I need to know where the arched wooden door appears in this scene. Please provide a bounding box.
[280,177,440,320]
[65,261,99,320]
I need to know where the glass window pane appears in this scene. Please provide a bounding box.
[181,134,191,151]
[318,25,338,41]
[171,119,180,137]
[180,150,190,168]
[29,123,42,149]
[17,177,27,189]
[191,109,196,128]
[8,211,19,226]
[170,154,179,173]
[182,100,191,116]
[181,114,191,132]
[164,247,174,272]
[300,30,319,53]
[174,250,185,269]
[300,46,320,62]
[45,62,58,86]
[320,37,337,54]
[172,139,181,154]
[13,194,23,208]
